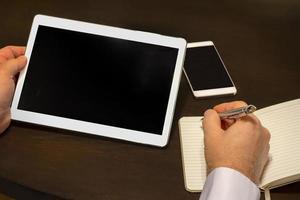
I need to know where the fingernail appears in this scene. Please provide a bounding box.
[204,109,214,117]
[19,55,27,62]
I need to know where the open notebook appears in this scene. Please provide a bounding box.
[179,99,300,195]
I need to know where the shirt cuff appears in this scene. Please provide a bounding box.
[200,167,260,200]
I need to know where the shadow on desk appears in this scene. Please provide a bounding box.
[0,176,62,200]
[1,174,299,200]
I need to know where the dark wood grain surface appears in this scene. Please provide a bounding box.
[0,0,299,199]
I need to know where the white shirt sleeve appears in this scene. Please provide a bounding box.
[199,167,260,200]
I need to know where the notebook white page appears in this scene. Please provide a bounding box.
[257,99,300,188]
[179,99,300,192]
[179,116,204,192]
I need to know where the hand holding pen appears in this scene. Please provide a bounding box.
[202,101,271,184]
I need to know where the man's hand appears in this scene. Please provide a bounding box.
[202,101,271,184]
[0,46,27,134]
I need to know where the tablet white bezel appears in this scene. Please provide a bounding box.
[11,15,186,147]
[184,41,236,98]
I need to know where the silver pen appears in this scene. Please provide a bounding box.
[219,105,257,119]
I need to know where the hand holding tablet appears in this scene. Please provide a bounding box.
[0,46,27,133]
[11,15,186,147]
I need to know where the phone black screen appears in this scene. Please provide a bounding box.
[184,45,234,90]
[18,25,179,135]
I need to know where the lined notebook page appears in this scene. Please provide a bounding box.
[179,116,205,192]
[258,99,300,188]
[179,99,300,192]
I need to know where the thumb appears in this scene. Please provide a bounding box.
[2,56,27,77]
[202,109,223,139]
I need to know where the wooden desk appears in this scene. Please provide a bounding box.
[0,0,299,199]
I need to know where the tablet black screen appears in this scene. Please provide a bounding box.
[18,25,179,135]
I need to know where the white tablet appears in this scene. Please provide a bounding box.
[11,15,186,147]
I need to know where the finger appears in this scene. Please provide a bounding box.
[262,144,270,169]
[9,46,26,57]
[221,118,236,129]
[262,127,271,142]
[227,113,262,135]
[0,56,27,77]
[241,113,262,126]
[0,46,26,61]
[258,151,271,183]
[203,109,223,139]
[213,101,248,113]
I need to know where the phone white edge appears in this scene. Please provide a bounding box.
[184,41,237,98]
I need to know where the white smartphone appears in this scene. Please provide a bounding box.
[183,41,237,98]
